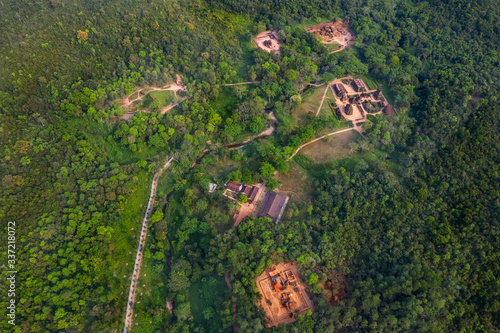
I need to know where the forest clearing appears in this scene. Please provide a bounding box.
[329,76,391,123]
[305,19,356,53]
[256,263,315,327]
[120,76,187,120]
[254,30,281,55]
[123,156,174,333]
[299,130,361,163]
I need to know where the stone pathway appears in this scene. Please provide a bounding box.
[123,156,175,333]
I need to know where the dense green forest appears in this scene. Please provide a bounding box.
[1,0,499,332]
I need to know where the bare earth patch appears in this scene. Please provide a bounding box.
[254,30,280,55]
[120,75,188,120]
[305,20,356,53]
[328,76,392,133]
[256,263,315,327]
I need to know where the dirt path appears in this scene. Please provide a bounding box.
[166,298,173,314]
[224,271,233,290]
[223,81,260,86]
[121,95,189,121]
[123,156,175,333]
[160,96,189,114]
[315,84,331,116]
[289,128,354,160]
[308,82,326,87]
[228,112,277,149]
[120,81,187,120]
[329,45,346,54]
[122,83,186,108]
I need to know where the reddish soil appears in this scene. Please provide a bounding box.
[254,30,280,55]
[120,75,188,120]
[329,76,388,130]
[319,271,348,306]
[305,20,356,54]
[255,263,315,327]
[224,271,233,290]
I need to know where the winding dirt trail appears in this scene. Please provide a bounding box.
[122,83,186,108]
[223,81,260,86]
[160,96,189,114]
[288,128,355,160]
[121,82,187,120]
[123,156,175,333]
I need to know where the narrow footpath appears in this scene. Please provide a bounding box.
[123,156,175,333]
[315,84,331,116]
[223,81,260,86]
[289,128,354,160]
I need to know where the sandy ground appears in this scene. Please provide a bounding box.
[233,184,264,226]
[123,156,175,333]
[166,298,173,314]
[254,30,280,55]
[122,83,186,108]
[329,76,387,127]
[234,203,255,226]
[224,271,233,290]
[255,263,315,327]
[120,76,187,120]
[305,21,356,54]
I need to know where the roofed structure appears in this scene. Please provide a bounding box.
[242,185,261,203]
[258,192,289,223]
[352,79,366,92]
[226,181,242,193]
[333,83,345,94]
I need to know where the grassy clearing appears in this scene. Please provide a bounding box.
[293,86,325,125]
[294,148,389,180]
[276,160,314,206]
[149,90,175,105]
[132,90,176,111]
[380,83,396,105]
[187,275,230,331]
[203,155,244,181]
[300,130,360,163]
[129,215,172,332]
[315,119,352,138]
[319,86,335,116]
[325,42,341,52]
[332,149,388,170]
